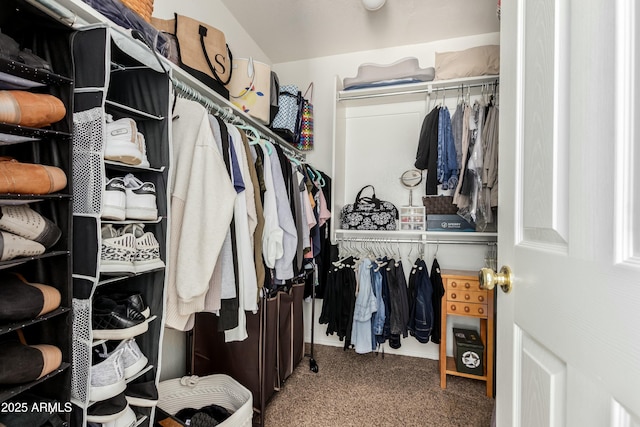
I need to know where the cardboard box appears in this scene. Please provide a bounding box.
[453,328,484,375]
[426,214,475,231]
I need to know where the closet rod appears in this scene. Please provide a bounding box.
[26,0,79,26]
[171,77,306,162]
[336,237,496,246]
[338,80,498,101]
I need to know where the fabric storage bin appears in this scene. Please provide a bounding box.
[157,374,253,427]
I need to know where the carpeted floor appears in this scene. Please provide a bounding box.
[262,344,494,427]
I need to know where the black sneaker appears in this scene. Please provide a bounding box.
[86,392,129,423]
[106,292,150,318]
[125,380,158,407]
[92,296,148,340]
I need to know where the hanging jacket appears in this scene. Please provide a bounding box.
[414,106,440,195]
[430,258,445,344]
[409,259,434,343]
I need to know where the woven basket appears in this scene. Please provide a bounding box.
[423,195,459,215]
[121,0,154,22]
[158,375,253,427]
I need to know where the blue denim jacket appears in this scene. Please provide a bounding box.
[371,266,385,338]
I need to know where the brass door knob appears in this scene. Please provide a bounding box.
[479,265,513,293]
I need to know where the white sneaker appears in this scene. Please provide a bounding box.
[95,338,148,380]
[0,230,45,261]
[121,224,165,273]
[90,348,126,402]
[102,177,126,221]
[136,132,150,168]
[105,115,143,166]
[100,225,136,274]
[123,174,157,221]
[0,204,61,249]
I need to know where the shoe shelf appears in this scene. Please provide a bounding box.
[0,250,70,271]
[98,271,165,287]
[0,57,73,89]
[0,362,70,404]
[0,123,72,144]
[0,2,75,421]
[101,215,165,226]
[106,100,165,121]
[104,160,166,174]
[0,307,71,335]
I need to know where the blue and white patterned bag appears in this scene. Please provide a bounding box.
[270,84,302,143]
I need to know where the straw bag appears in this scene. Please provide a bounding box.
[226,57,271,125]
[121,0,154,22]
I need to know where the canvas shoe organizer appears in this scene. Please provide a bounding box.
[70,25,170,427]
[0,1,75,425]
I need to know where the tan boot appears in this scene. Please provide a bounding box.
[0,90,66,128]
[0,157,67,194]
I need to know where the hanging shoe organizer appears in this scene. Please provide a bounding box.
[0,1,75,425]
[69,24,171,427]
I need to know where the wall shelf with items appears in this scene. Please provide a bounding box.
[331,74,500,245]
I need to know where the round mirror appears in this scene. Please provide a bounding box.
[400,169,423,206]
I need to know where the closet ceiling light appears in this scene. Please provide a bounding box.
[362,0,386,11]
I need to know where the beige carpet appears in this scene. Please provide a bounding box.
[262,344,494,427]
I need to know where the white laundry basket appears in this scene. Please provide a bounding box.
[157,374,253,427]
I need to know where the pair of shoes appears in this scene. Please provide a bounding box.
[0,31,53,72]
[100,223,164,275]
[94,338,148,382]
[0,204,62,249]
[0,203,61,261]
[0,90,65,128]
[92,295,149,341]
[0,157,67,194]
[125,380,158,407]
[102,173,157,221]
[90,337,148,401]
[96,291,150,319]
[104,115,150,167]
[0,340,62,385]
[0,272,61,323]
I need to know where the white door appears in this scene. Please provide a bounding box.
[496,0,640,426]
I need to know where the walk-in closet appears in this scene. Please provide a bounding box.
[2,0,637,426]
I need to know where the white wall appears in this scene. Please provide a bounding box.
[272,32,500,175]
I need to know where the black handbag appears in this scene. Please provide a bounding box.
[340,185,398,230]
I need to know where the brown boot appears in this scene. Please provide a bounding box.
[0,90,66,128]
[0,157,67,194]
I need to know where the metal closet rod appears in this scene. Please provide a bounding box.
[339,80,499,101]
[172,78,306,162]
[335,236,496,246]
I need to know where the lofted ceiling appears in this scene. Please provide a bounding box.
[220,0,501,64]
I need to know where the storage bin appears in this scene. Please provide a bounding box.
[453,328,484,375]
[426,214,475,231]
[157,374,253,427]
